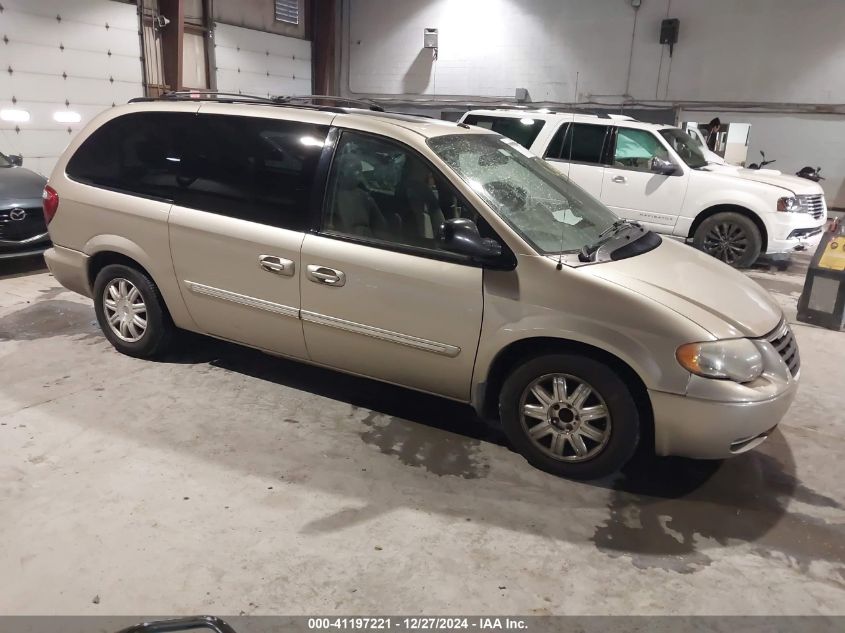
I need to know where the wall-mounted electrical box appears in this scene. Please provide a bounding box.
[424,28,438,49]
[660,18,680,56]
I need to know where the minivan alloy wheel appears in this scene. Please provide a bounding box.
[703,221,749,265]
[103,278,148,342]
[519,373,612,462]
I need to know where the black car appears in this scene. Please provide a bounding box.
[0,151,49,259]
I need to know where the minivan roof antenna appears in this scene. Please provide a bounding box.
[557,70,579,271]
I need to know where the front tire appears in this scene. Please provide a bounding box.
[499,353,640,480]
[93,264,173,358]
[692,211,762,268]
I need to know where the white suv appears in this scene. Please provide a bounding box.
[461,110,827,267]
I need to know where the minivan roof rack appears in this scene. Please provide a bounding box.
[129,91,275,105]
[275,95,385,111]
[128,91,385,112]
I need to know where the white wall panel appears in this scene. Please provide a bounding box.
[0,0,143,177]
[346,0,845,104]
[213,22,311,98]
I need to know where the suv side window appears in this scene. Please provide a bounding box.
[177,114,328,230]
[462,114,546,150]
[66,112,184,200]
[322,131,489,256]
[545,122,609,165]
[611,128,671,172]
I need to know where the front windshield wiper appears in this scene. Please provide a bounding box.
[578,219,645,262]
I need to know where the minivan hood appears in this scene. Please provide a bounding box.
[586,239,782,339]
[0,166,47,201]
[705,165,823,195]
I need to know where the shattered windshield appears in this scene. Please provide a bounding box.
[426,133,617,254]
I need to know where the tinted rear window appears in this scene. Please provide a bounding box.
[462,114,546,149]
[66,111,328,231]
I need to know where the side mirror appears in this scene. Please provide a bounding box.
[439,217,503,261]
[9,154,23,166]
[650,156,677,176]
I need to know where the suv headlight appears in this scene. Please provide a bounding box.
[777,196,807,213]
[676,339,763,383]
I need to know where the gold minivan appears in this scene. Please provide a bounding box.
[42,95,800,479]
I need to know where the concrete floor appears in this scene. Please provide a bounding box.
[0,252,843,616]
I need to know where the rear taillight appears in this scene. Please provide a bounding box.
[42,185,59,225]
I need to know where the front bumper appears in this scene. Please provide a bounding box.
[43,245,92,298]
[650,381,797,459]
[766,212,826,254]
[651,321,799,459]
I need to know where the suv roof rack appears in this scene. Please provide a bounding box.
[128,91,385,112]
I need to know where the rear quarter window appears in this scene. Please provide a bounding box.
[66,111,185,201]
[462,114,545,150]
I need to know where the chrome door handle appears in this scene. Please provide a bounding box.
[259,255,295,276]
[306,265,346,287]
[612,175,627,184]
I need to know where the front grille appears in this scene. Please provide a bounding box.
[0,207,47,242]
[765,320,800,377]
[798,194,826,220]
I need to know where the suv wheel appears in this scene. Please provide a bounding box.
[93,264,173,358]
[499,353,640,480]
[692,212,762,268]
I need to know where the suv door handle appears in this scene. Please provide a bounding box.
[306,265,346,287]
[259,255,295,276]
[612,175,627,184]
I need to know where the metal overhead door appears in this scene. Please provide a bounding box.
[213,23,311,98]
[0,0,143,177]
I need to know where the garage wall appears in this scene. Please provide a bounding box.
[214,0,307,40]
[343,0,845,208]
[213,22,311,97]
[345,0,845,103]
[0,0,144,177]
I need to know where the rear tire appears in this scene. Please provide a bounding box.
[93,264,173,358]
[692,211,762,268]
[499,353,640,480]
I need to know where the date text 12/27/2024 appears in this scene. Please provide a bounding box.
[307,618,528,631]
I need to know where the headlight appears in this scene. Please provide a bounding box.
[676,339,763,383]
[777,196,806,213]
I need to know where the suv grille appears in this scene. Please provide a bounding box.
[765,320,800,377]
[798,194,825,220]
[0,207,47,242]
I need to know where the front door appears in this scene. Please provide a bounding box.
[300,131,485,400]
[168,110,331,357]
[600,127,689,232]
